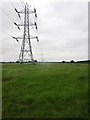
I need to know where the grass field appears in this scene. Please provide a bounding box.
[2,63,88,118]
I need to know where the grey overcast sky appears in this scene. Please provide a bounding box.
[0,0,88,62]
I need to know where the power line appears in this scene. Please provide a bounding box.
[0,7,22,31]
[10,0,24,9]
[19,0,24,8]
[0,8,14,23]
[9,0,25,19]
[0,29,22,44]
[0,29,12,37]
[9,0,21,20]
[9,0,15,9]
[21,0,25,6]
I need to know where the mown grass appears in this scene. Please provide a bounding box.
[2,63,88,118]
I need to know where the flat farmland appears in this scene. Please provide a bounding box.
[2,63,88,118]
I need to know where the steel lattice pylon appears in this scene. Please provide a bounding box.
[12,3,39,63]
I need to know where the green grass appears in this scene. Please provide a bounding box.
[2,63,88,118]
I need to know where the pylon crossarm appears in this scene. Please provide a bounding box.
[30,35,37,38]
[17,23,24,26]
[29,11,35,14]
[30,36,39,42]
[12,36,22,40]
[12,36,19,42]
[15,8,21,18]
[17,22,36,26]
[15,8,24,14]
[19,10,35,14]
[18,10,25,14]
[14,22,20,30]
[30,36,37,39]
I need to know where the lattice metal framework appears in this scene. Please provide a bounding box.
[12,3,39,63]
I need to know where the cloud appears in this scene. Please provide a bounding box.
[1,1,88,62]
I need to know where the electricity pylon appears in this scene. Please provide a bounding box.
[12,3,39,63]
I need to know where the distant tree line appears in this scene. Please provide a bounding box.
[62,60,90,63]
[1,60,90,63]
[1,60,38,63]
[62,60,74,63]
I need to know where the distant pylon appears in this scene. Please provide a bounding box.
[12,3,39,63]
